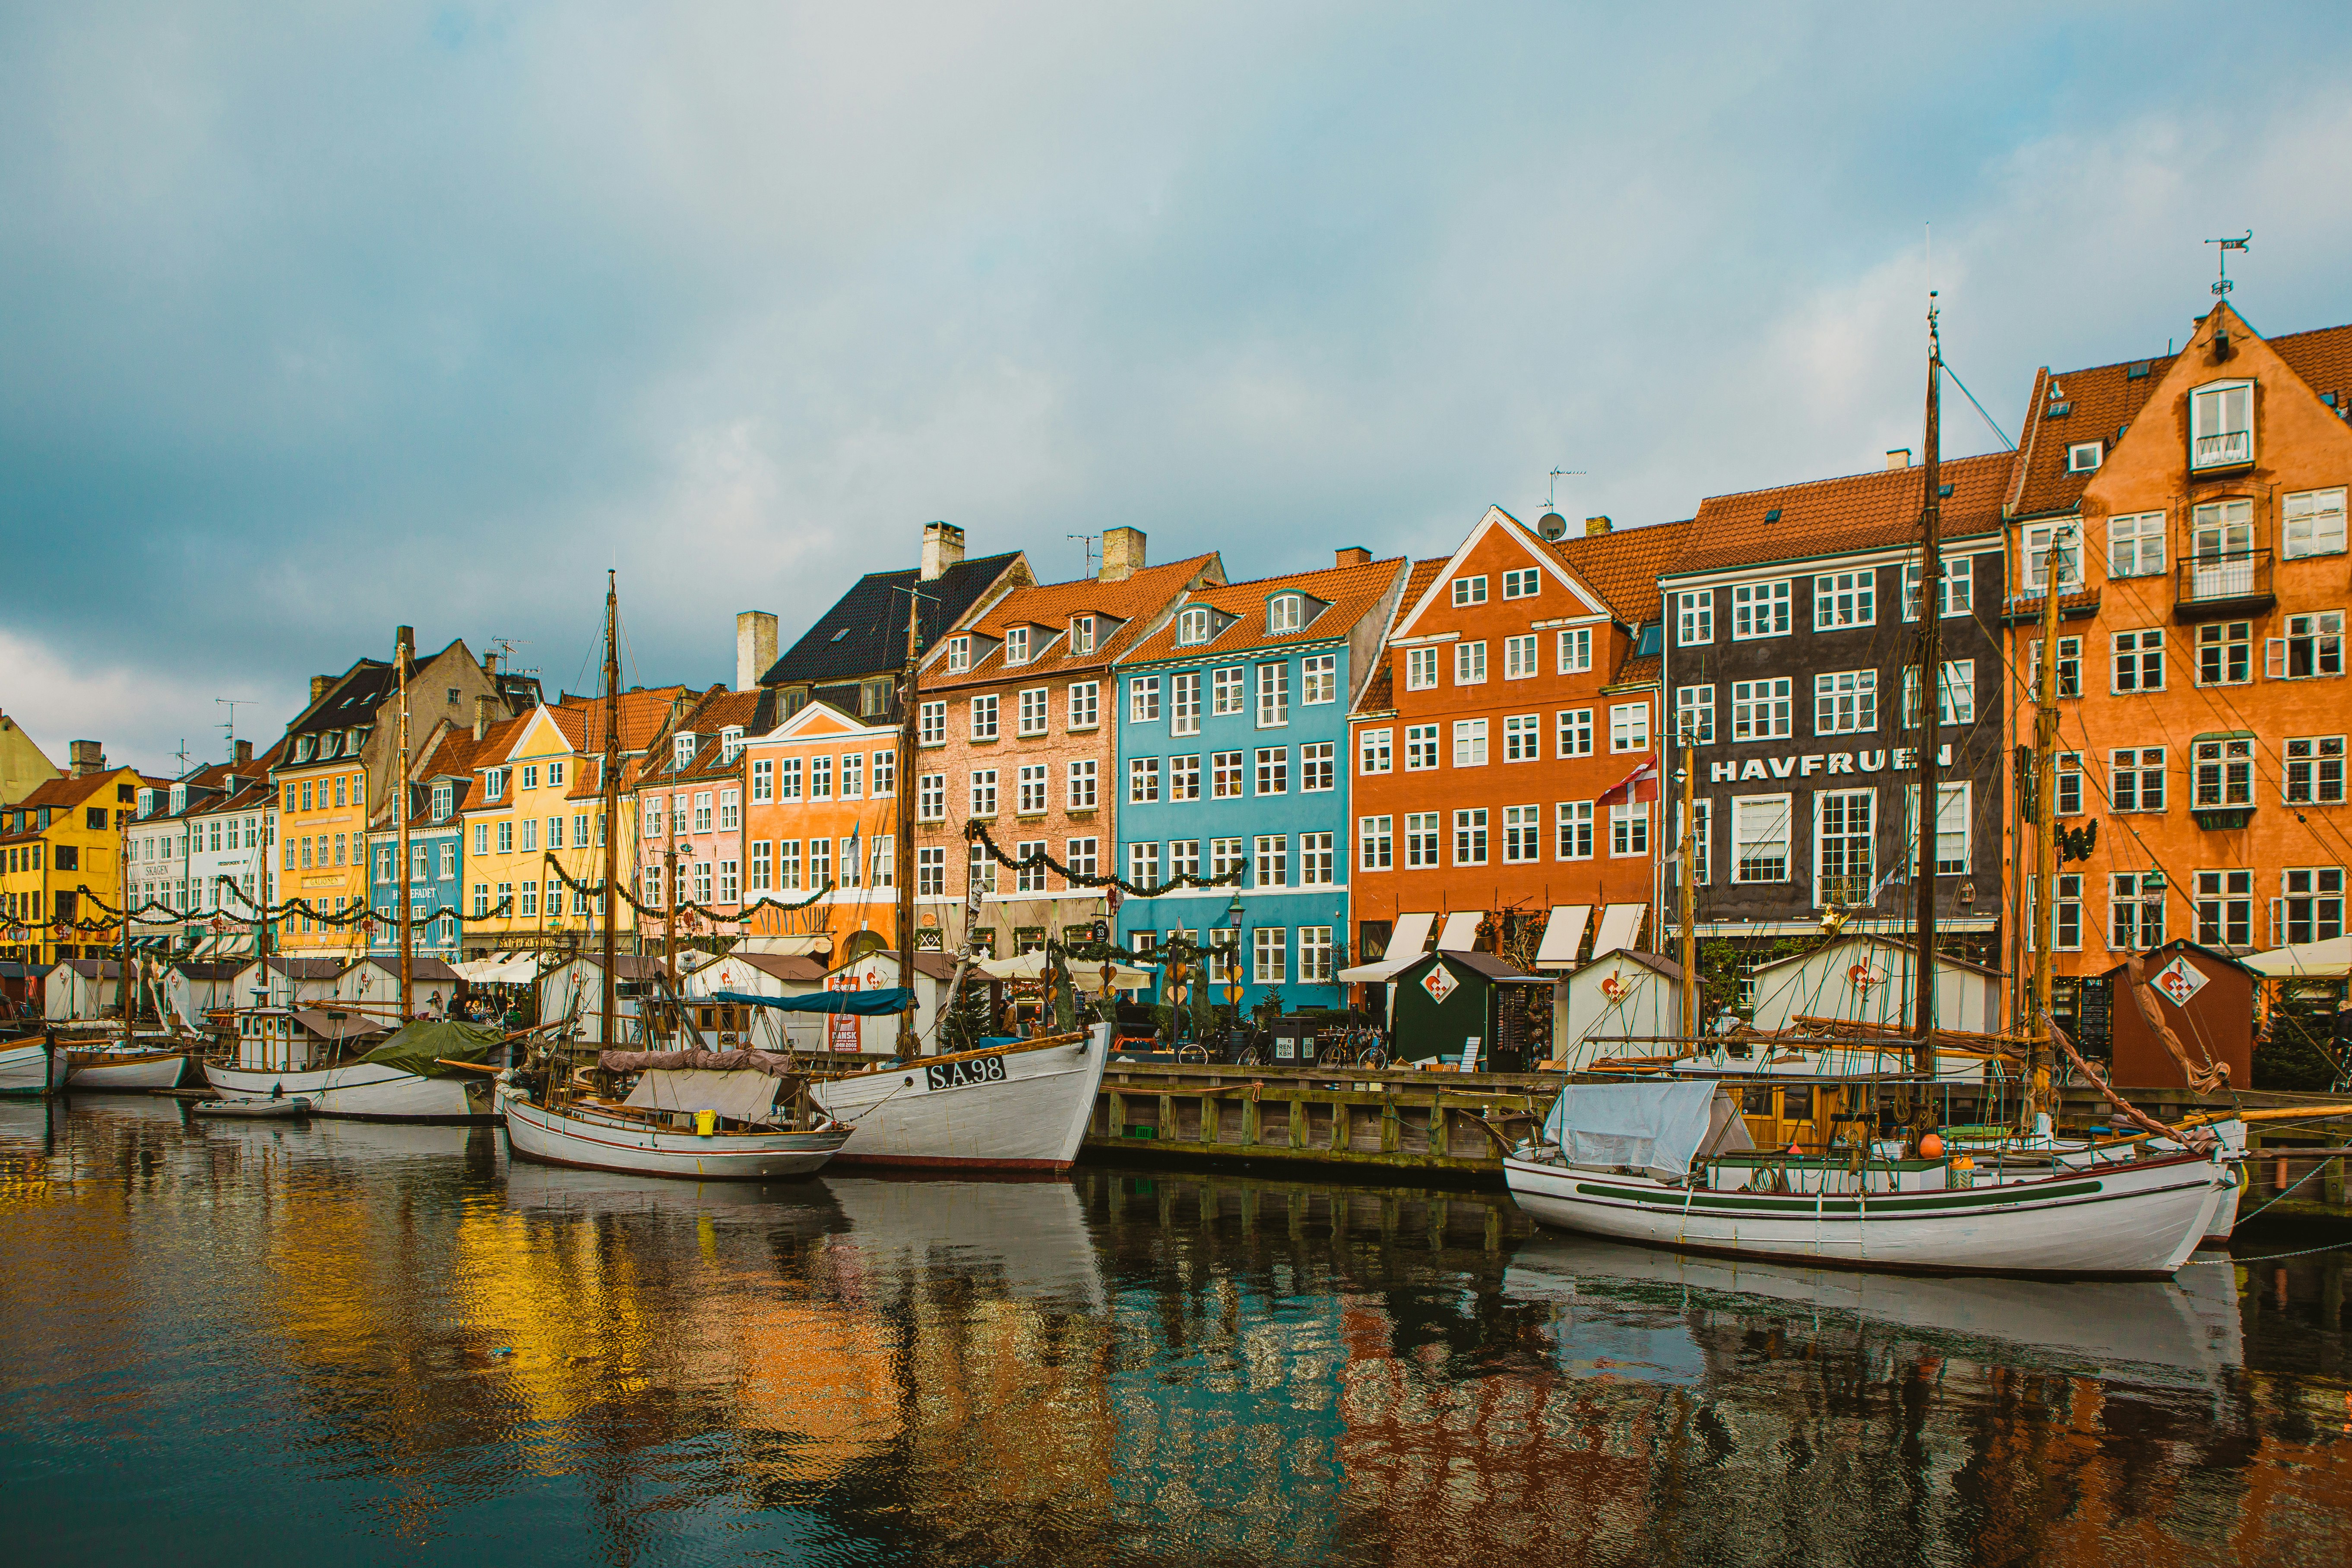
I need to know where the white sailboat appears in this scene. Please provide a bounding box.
[66,1043,192,1090]
[0,1036,69,1097]
[810,1025,1111,1172]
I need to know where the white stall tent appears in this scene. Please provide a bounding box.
[335,955,465,1019]
[536,953,666,1042]
[45,959,122,1021]
[166,962,243,1029]
[1745,935,2001,1036]
[1554,950,1684,1071]
[750,951,958,1058]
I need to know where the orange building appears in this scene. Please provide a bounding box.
[2003,300,2352,1062]
[738,699,904,958]
[1346,507,1687,972]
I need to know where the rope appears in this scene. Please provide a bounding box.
[538,853,833,924]
[2235,1155,2333,1226]
[2233,1237,2352,1263]
[963,819,1242,897]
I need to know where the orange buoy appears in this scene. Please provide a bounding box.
[1919,1132,1945,1159]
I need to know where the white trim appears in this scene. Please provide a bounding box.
[1390,506,1612,640]
[1660,537,2003,592]
[1388,630,1463,647]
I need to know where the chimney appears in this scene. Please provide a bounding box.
[736,611,778,692]
[921,520,966,582]
[1584,516,1612,537]
[234,739,253,767]
[473,696,490,742]
[1335,546,1371,567]
[394,624,415,662]
[68,740,104,777]
[1100,526,1146,583]
[310,675,332,705]
[1886,448,1913,469]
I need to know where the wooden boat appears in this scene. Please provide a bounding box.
[190,1096,313,1120]
[808,1024,1111,1172]
[203,1059,492,1122]
[497,1070,848,1180]
[66,1043,191,1091]
[0,1036,69,1098]
[1502,1080,2227,1280]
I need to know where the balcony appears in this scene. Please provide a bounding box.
[2193,805,2255,832]
[2174,550,2274,620]
[2191,430,2253,472]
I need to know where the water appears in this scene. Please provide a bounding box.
[2,1098,2348,1568]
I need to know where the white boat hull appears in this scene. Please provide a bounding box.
[203,1061,492,1122]
[1503,1149,2228,1280]
[499,1087,848,1180]
[66,1049,191,1090]
[0,1039,69,1097]
[810,1025,1109,1172]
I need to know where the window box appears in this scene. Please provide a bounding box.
[2193,807,2254,832]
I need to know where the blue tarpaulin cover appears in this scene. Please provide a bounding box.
[714,987,915,1016]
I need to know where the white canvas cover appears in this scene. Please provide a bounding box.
[1541,1080,1753,1181]
[1590,903,1646,960]
[1335,911,1437,983]
[1435,912,1484,952]
[623,1068,782,1122]
[1533,905,1592,969]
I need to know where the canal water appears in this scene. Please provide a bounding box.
[1,1099,2347,1568]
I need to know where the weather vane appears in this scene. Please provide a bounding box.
[2206,231,2251,296]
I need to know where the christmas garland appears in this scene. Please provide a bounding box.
[539,854,835,925]
[962,820,1244,896]
[61,876,515,933]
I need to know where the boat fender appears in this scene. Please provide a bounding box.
[1919,1132,1944,1159]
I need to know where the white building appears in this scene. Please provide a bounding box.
[1554,949,1684,1070]
[186,753,279,959]
[1745,935,2001,1036]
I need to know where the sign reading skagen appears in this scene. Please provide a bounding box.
[1708,744,1952,783]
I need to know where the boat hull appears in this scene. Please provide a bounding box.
[1503,1150,2228,1280]
[500,1088,848,1180]
[810,1026,1109,1171]
[203,1061,493,1123]
[66,1049,191,1091]
[0,1039,69,1098]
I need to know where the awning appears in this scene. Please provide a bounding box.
[1336,911,1436,984]
[1435,911,1484,953]
[1591,903,1646,960]
[1534,905,1592,970]
[2243,935,2352,979]
[973,950,1156,990]
[715,987,916,1016]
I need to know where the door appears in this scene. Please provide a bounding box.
[2191,500,2255,598]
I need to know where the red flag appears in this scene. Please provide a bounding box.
[1598,755,1659,807]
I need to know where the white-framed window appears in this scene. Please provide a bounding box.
[2286,488,2349,559]
[1302,654,1336,704]
[2029,636,2082,699]
[1063,836,1095,882]
[778,840,803,889]
[1213,667,1245,715]
[1255,747,1289,795]
[719,789,740,831]
[1405,724,1440,770]
[1267,594,1304,634]
[1013,839,1047,893]
[2270,612,2345,680]
[1557,708,1593,757]
[2055,751,2084,817]
[1070,615,1097,655]
[2287,736,2347,804]
[969,769,998,816]
[873,750,896,797]
[839,757,862,801]
[1731,580,1792,639]
[1209,837,1247,882]
[1406,647,1440,690]
[1128,757,1161,804]
[1068,681,1100,729]
[1301,741,1335,792]
[1299,831,1335,885]
[1901,660,1975,726]
[1452,574,1488,607]
[1005,626,1031,665]
[1732,795,1792,883]
[2025,873,2085,953]
[2196,621,2253,686]
[918,773,945,821]
[1610,703,1650,753]
[1169,754,1200,800]
[1682,797,1711,885]
[750,840,773,892]
[1902,555,1975,619]
[1168,839,1200,884]
[1814,670,1876,735]
[2193,735,2254,807]
[2189,379,2254,469]
[2022,521,2083,593]
[810,757,833,801]
[1253,926,1288,984]
[1813,569,1875,630]
[1675,590,1713,646]
[1814,789,1874,903]
[1556,801,1593,860]
[1299,926,1334,984]
[1256,662,1289,727]
[1557,626,1593,673]
[431,782,453,820]
[946,636,971,672]
[1129,677,1162,723]
[2282,868,2346,945]
[916,846,945,897]
[2108,512,2166,578]
[1673,687,1713,745]
[1360,815,1393,871]
[1504,634,1538,680]
[1254,834,1288,888]
[1504,712,1542,761]
[2197,869,2254,948]
[1404,812,1440,868]
[1453,718,1488,767]
[2067,440,2104,473]
[1178,607,1211,646]
[1731,679,1792,741]
[2111,748,2166,813]
[1503,567,1540,600]
[1502,804,1542,863]
[1905,780,1970,875]
[1068,758,1098,810]
[1358,728,1392,775]
[750,758,775,803]
[1211,751,1244,798]
[969,694,999,741]
[1171,672,1200,735]
[1454,641,1486,685]
[1609,802,1648,857]
[964,842,991,895]
[1127,841,1161,890]
[1017,687,1049,736]
[2111,630,2164,693]
[1453,808,1488,865]
[2191,499,2256,583]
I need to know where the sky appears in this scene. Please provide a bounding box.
[4,2,2350,778]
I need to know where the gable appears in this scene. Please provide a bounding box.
[497,707,573,766]
[759,700,875,744]
[1390,507,1611,640]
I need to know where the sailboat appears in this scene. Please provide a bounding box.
[495,573,850,1179]
[0,1033,68,1096]
[1504,299,2232,1280]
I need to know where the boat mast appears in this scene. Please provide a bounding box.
[1912,294,1943,1089]
[896,583,921,1057]
[2030,529,2063,1132]
[397,631,412,1023]
[601,572,620,1055]
[118,804,131,1049]
[1678,734,1698,1045]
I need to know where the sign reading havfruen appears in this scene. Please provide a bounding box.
[2151,955,2207,1008]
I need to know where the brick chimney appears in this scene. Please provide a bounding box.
[68,740,104,777]
[234,739,253,767]
[736,611,778,691]
[921,520,966,582]
[1335,546,1371,567]
[1100,526,1146,583]
[310,675,332,705]
[474,696,491,742]
[1886,448,1913,469]
[1584,516,1612,536]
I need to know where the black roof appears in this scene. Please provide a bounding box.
[292,660,399,737]
[762,552,1022,687]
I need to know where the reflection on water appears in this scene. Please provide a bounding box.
[0,1099,2348,1567]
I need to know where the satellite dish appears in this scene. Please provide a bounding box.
[1538,512,1569,541]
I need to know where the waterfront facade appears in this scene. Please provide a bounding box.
[0,749,152,965]
[632,686,764,952]
[740,698,904,958]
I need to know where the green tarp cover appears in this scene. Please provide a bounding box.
[360,1020,505,1078]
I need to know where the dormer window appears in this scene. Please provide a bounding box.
[2067,442,2103,474]
[2191,380,2253,469]
[1071,615,1096,654]
[720,725,745,763]
[320,732,342,760]
[674,732,697,767]
[485,767,508,801]
[170,784,187,814]
[139,789,160,817]
[947,636,971,673]
[432,783,453,820]
[294,735,317,763]
[1178,607,1211,646]
[1006,627,1031,665]
[1267,594,1304,634]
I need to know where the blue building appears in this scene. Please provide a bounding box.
[366,724,481,960]
[1113,551,1409,1015]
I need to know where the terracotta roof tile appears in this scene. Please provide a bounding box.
[1608,654,1662,688]
[1547,519,1694,622]
[1122,556,1409,665]
[640,687,768,786]
[1673,451,2012,577]
[930,554,1223,690]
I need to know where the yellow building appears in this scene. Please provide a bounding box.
[0,744,161,967]
[0,710,60,807]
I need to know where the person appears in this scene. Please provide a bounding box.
[425,989,443,1020]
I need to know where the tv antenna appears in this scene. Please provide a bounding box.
[1547,468,1586,508]
[1066,534,1099,574]
[2206,231,2251,295]
[1536,467,1586,542]
[173,739,193,776]
[215,697,252,758]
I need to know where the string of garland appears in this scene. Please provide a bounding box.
[538,854,835,924]
[63,877,515,932]
[962,820,1244,896]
